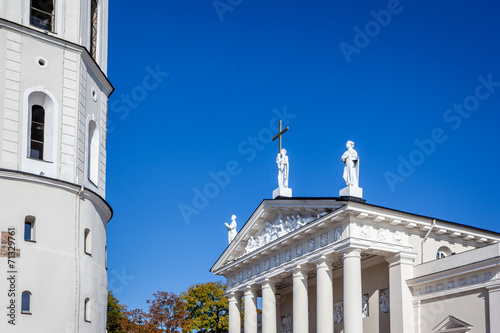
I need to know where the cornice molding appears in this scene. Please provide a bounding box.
[0,169,112,221]
[0,19,114,96]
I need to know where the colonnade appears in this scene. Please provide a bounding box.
[227,248,407,333]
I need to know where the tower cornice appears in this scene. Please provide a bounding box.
[0,168,113,222]
[0,18,114,97]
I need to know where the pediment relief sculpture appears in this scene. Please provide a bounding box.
[244,212,327,254]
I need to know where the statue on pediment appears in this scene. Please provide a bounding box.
[277,149,289,188]
[341,140,359,187]
[225,215,237,244]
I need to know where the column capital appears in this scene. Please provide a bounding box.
[226,290,243,299]
[311,254,336,267]
[385,251,417,266]
[256,277,280,287]
[342,247,363,259]
[244,285,259,295]
[292,263,313,276]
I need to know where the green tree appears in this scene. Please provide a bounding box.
[181,281,228,333]
[107,290,126,333]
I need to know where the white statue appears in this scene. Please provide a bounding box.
[225,215,237,244]
[276,149,289,188]
[341,140,359,187]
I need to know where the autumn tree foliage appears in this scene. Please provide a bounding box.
[121,291,190,333]
[180,281,229,333]
[107,290,126,333]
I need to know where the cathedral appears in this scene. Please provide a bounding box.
[0,1,112,332]
[212,142,500,333]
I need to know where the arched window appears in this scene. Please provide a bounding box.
[90,0,98,60]
[84,298,91,322]
[87,120,99,185]
[436,246,452,259]
[30,0,55,32]
[22,291,32,314]
[84,228,91,255]
[26,91,56,163]
[30,105,45,160]
[24,216,36,242]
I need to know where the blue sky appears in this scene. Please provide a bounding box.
[105,0,500,311]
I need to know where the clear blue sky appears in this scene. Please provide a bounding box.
[106,0,500,311]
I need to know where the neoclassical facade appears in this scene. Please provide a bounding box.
[211,197,500,332]
[0,1,112,331]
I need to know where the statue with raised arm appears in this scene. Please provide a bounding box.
[225,215,237,244]
[276,149,289,188]
[341,140,359,187]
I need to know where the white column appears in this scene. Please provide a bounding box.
[244,287,258,333]
[276,294,282,330]
[262,280,277,333]
[228,291,242,333]
[487,284,500,331]
[316,259,333,333]
[386,252,417,333]
[343,248,363,333]
[293,268,309,333]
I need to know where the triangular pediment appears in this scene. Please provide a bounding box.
[210,198,344,273]
[433,316,472,332]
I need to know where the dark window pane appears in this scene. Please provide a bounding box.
[32,105,45,123]
[30,105,45,160]
[30,141,44,160]
[31,0,54,31]
[22,293,30,312]
[24,222,32,241]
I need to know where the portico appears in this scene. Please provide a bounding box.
[212,197,500,333]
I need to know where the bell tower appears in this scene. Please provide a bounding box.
[0,1,113,332]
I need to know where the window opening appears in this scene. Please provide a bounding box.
[90,0,98,59]
[30,105,45,160]
[24,216,36,241]
[84,229,91,255]
[22,292,31,314]
[30,0,54,32]
[84,298,91,322]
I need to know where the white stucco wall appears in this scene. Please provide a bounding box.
[0,175,110,332]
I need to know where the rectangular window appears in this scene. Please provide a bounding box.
[22,292,31,314]
[24,216,36,242]
[30,105,45,160]
[90,0,98,60]
[30,0,55,32]
[84,298,91,322]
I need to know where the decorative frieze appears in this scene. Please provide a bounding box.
[334,227,343,241]
[265,259,271,271]
[308,239,315,252]
[244,213,325,255]
[238,272,243,283]
[320,233,328,247]
[274,254,281,266]
[296,244,303,257]
[285,249,291,262]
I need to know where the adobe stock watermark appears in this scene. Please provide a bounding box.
[384,74,500,192]
[339,0,406,64]
[178,106,296,224]
[213,0,243,22]
[108,65,170,133]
